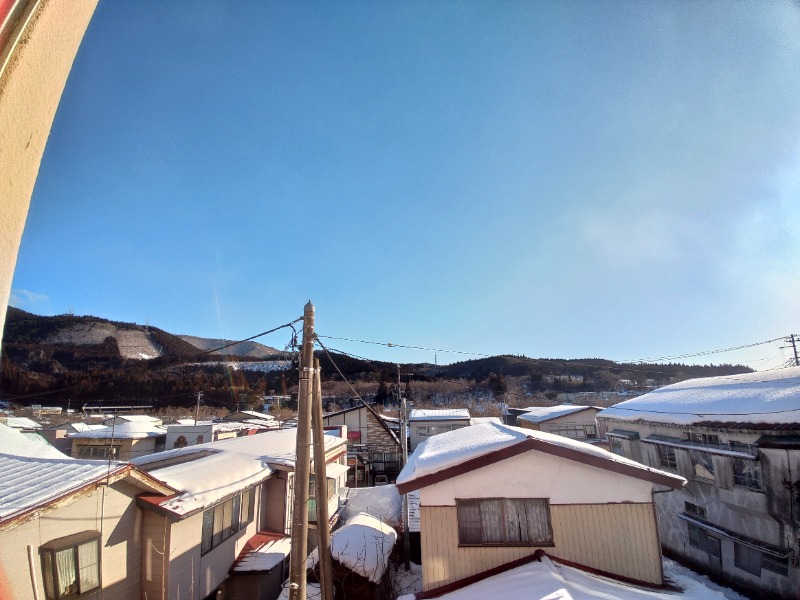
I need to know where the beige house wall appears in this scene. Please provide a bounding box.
[142,485,266,600]
[0,479,144,600]
[0,0,99,345]
[420,449,653,506]
[420,502,663,591]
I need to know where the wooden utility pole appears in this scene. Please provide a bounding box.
[311,358,334,600]
[399,365,411,569]
[289,301,315,600]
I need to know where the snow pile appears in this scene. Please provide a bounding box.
[663,559,748,600]
[398,422,684,487]
[340,485,402,527]
[599,367,800,426]
[321,513,397,583]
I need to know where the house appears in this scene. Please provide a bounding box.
[396,422,684,592]
[0,423,173,600]
[132,427,349,600]
[408,409,470,452]
[69,420,167,460]
[164,420,240,449]
[515,404,604,443]
[39,421,106,455]
[596,367,800,600]
[323,402,402,486]
[221,410,278,426]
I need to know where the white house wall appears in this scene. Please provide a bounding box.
[420,448,654,507]
[0,480,144,600]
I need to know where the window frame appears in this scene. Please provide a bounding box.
[658,445,678,470]
[689,450,715,482]
[456,498,553,547]
[40,531,102,600]
[200,487,256,555]
[733,458,762,491]
[734,542,762,577]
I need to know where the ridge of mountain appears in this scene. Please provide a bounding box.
[178,335,280,359]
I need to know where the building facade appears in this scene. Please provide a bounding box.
[597,367,800,600]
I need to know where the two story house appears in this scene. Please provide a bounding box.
[597,367,800,600]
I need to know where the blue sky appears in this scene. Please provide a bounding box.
[10,1,800,369]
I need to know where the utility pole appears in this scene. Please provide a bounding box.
[786,334,800,367]
[289,301,315,600]
[399,364,410,570]
[311,358,334,600]
[194,391,203,425]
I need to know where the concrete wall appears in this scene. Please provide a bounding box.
[0,479,144,600]
[0,0,99,346]
[599,416,800,600]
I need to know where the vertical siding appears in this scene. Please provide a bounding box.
[421,503,662,591]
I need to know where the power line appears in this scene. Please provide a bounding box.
[622,336,786,364]
[316,334,492,358]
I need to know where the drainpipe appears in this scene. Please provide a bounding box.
[27,544,41,600]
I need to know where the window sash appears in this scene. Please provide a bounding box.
[734,542,762,576]
[690,450,715,481]
[658,445,677,470]
[733,459,762,490]
[40,535,101,600]
[457,498,552,546]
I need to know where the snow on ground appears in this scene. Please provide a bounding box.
[599,366,800,425]
[663,559,748,600]
[341,485,402,527]
[397,422,684,487]
[392,561,423,598]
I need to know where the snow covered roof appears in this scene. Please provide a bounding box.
[469,417,503,426]
[69,421,167,439]
[221,410,275,421]
[133,428,346,516]
[517,404,600,424]
[106,414,161,424]
[4,416,42,430]
[396,422,684,494]
[232,533,291,572]
[597,367,800,427]
[409,408,470,421]
[0,424,172,524]
[403,553,733,600]
[308,513,397,584]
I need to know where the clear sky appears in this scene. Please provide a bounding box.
[9,1,800,369]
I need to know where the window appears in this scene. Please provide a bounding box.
[308,476,337,522]
[416,426,428,437]
[585,425,597,438]
[196,435,204,444]
[609,438,625,456]
[690,450,715,482]
[40,531,101,600]
[456,498,552,546]
[174,436,187,449]
[548,425,586,439]
[658,445,678,470]
[687,522,708,551]
[684,502,707,519]
[734,542,762,576]
[762,553,789,577]
[687,432,721,447]
[733,459,762,490]
[200,487,255,555]
[78,445,119,460]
